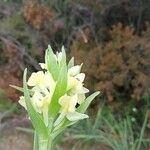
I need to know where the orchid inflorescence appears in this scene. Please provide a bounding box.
[12,45,99,150]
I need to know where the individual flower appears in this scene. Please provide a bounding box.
[28,71,55,89]
[59,94,77,113]
[67,65,89,104]
[54,94,88,126]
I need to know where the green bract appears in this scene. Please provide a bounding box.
[12,45,100,150]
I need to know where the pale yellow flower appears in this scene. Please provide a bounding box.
[54,94,88,126]
[19,70,56,126]
[16,45,99,131]
[18,91,51,126]
[31,91,45,113]
[32,91,50,126]
[59,94,77,114]
[27,71,55,99]
[67,65,89,104]
[28,71,55,88]
[54,94,77,126]
[28,71,45,86]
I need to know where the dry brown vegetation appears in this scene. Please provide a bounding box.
[0,0,150,104]
[0,37,23,100]
[70,23,150,102]
[22,1,54,30]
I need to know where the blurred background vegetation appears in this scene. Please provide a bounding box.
[0,0,150,149]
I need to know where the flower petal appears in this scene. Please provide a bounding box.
[27,71,45,86]
[75,73,85,82]
[79,87,89,94]
[67,76,78,90]
[68,64,82,76]
[59,94,77,113]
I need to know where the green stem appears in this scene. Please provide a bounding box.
[33,117,54,150]
[33,131,39,150]
[48,139,52,150]
[38,139,49,150]
[38,136,53,150]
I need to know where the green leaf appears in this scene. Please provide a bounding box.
[45,45,59,81]
[59,46,66,68]
[23,69,48,139]
[77,91,100,113]
[48,62,68,117]
[54,113,66,127]
[33,131,39,150]
[136,113,148,150]
[16,127,34,134]
[10,85,24,93]
[47,46,68,118]
[10,85,33,94]
[66,112,89,121]
[52,118,76,140]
